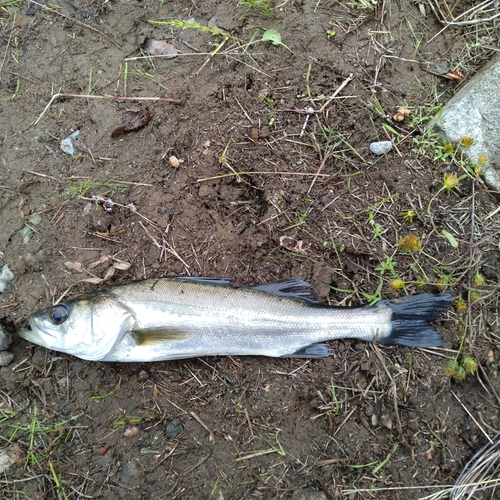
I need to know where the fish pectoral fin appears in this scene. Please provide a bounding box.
[282,343,330,358]
[131,327,194,346]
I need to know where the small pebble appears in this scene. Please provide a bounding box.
[60,130,81,155]
[118,461,142,487]
[0,445,22,473]
[166,421,183,440]
[0,264,14,293]
[0,325,13,350]
[124,426,139,437]
[0,351,14,367]
[168,155,180,168]
[369,140,393,155]
[138,369,150,380]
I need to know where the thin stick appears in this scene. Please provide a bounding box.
[194,37,229,77]
[197,170,329,182]
[306,145,334,195]
[235,449,276,462]
[31,92,181,127]
[318,73,354,113]
[190,411,215,441]
[452,391,493,444]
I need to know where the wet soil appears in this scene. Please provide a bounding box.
[1,0,500,499]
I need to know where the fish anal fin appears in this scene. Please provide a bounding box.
[282,343,330,358]
[131,328,194,346]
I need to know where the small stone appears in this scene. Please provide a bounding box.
[369,140,393,155]
[0,444,22,473]
[118,461,142,487]
[165,421,183,440]
[0,325,13,350]
[25,248,50,270]
[138,369,150,380]
[124,426,139,437]
[19,215,42,244]
[0,351,14,367]
[0,264,14,293]
[168,155,180,168]
[60,130,81,155]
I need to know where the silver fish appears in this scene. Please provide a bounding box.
[18,277,452,362]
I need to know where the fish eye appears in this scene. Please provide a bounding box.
[50,303,69,325]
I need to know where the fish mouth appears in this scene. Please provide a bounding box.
[17,317,58,348]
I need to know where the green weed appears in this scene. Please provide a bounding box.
[374,255,397,276]
[87,67,99,94]
[239,0,272,18]
[346,0,377,10]
[262,29,293,53]
[367,211,386,238]
[259,93,277,127]
[149,19,240,42]
[54,179,132,200]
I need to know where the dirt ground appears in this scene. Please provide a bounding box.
[1,0,500,498]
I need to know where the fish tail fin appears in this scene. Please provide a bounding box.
[379,293,453,348]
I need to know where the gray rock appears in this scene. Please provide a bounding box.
[0,444,22,473]
[118,460,142,487]
[429,55,500,190]
[0,351,14,366]
[166,420,183,440]
[369,140,393,155]
[0,264,14,293]
[60,130,81,155]
[19,214,42,244]
[25,248,50,270]
[291,489,328,500]
[0,325,13,350]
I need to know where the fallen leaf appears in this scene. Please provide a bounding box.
[442,70,465,81]
[88,255,109,269]
[64,261,84,273]
[111,108,151,138]
[143,39,178,58]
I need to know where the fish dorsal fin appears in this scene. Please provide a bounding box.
[174,276,233,287]
[131,328,194,346]
[251,278,320,304]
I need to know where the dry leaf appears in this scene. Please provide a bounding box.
[64,261,84,273]
[88,255,109,269]
[442,69,465,81]
[111,108,151,138]
[143,39,178,58]
[111,261,131,271]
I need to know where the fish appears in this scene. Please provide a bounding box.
[17,277,453,362]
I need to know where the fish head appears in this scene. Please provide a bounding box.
[19,291,136,360]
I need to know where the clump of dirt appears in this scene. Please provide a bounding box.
[1,0,499,498]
